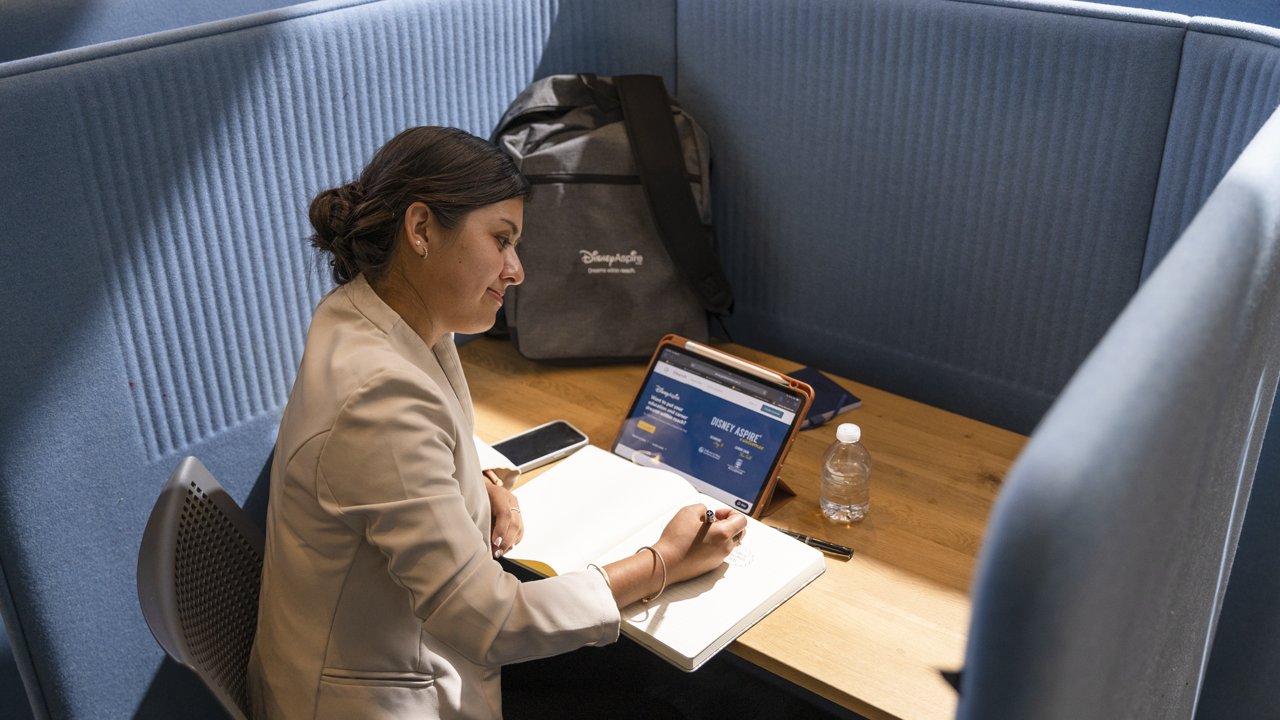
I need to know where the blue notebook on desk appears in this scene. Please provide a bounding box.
[789,367,861,429]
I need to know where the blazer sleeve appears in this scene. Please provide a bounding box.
[314,369,620,667]
[474,435,520,488]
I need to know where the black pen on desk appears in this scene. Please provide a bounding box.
[776,528,854,559]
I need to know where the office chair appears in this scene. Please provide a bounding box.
[137,457,264,720]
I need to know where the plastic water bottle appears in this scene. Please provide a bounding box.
[820,423,872,521]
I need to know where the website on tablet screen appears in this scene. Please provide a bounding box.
[613,348,802,513]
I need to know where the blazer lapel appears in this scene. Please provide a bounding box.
[342,276,474,433]
[431,337,475,431]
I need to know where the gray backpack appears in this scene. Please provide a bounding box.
[492,74,734,362]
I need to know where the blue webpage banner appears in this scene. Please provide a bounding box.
[614,360,795,513]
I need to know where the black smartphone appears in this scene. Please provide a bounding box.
[491,420,590,473]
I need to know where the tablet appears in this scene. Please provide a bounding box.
[610,335,814,517]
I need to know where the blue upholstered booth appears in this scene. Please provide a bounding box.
[0,0,314,64]
[960,100,1280,719]
[0,1,675,717]
[1,0,1278,718]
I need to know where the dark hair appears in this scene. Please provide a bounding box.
[309,126,530,285]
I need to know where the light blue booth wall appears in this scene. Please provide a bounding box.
[0,0,313,64]
[959,98,1280,718]
[0,0,674,717]
[676,4,1280,714]
[4,0,1280,717]
[1145,21,1280,276]
[1105,0,1280,28]
[1140,20,1280,720]
[678,0,1185,435]
[1197,401,1280,720]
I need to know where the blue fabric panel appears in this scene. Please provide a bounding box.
[0,0,315,64]
[1101,1,1280,29]
[0,1,674,717]
[678,0,1185,434]
[534,0,677,88]
[0,568,39,720]
[1144,22,1280,278]
[1138,20,1280,715]
[1196,395,1280,719]
[960,102,1280,720]
[0,0,676,89]
[0,0,378,78]
[954,0,1186,25]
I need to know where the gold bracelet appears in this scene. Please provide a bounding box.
[586,563,612,591]
[635,546,667,603]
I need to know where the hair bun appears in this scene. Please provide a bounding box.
[309,181,366,254]
[336,181,365,205]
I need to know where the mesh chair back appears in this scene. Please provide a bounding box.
[138,457,264,720]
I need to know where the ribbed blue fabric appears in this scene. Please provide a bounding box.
[1173,30,1280,717]
[678,0,1184,433]
[0,0,312,64]
[1197,397,1280,720]
[1112,1,1280,29]
[961,96,1280,720]
[0,1,675,717]
[0,0,380,78]
[1144,23,1280,278]
[534,0,678,89]
[956,0,1186,26]
[6,0,1279,717]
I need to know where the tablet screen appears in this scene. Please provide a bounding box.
[611,344,805,514]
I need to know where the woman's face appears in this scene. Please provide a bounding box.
[405,198,525,340]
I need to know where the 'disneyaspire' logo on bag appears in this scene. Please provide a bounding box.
[580,250,643,275]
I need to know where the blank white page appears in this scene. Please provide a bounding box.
[509,446,696,574]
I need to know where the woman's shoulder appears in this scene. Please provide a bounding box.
[283,286,456,449]
[310,288,424,378]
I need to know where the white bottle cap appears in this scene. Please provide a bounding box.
[836,423,861,444]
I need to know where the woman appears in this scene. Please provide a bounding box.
[247,126,746,720]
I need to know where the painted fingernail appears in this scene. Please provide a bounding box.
[494,536,502,546]
[495,549,503,558]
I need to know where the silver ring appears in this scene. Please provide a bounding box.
[510,507,521,513]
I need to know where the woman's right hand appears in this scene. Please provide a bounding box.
[600,504,747,608]
[652,505,747,584]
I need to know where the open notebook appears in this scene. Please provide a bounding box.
[508,446,826,671]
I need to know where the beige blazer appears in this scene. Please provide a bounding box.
[248,276,620,720]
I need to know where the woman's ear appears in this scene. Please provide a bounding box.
[403,202,432,258]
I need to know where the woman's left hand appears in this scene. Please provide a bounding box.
[485,480,523,558]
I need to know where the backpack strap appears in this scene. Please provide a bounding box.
[614,74,735,315]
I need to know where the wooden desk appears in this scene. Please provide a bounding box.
[460,338,1027,720]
